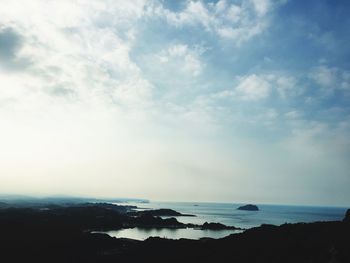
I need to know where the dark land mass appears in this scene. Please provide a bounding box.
[0,200,349,263]
[345,209,350,223]
[0,195,147,208]
[128,208,195,217]
[237,204,259,211]
[200,222,237,230]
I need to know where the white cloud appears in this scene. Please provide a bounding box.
[310,65,337,87]
[213,74,285,101]
[0,0,153,117]
[285,110,301,119]
[0,1,218,196]
[310,65,350,97]
[235,74,271,101]
[235,75,271,101]
[225,4,242,23]
[274,75,300,99]
[167,44,188,57]
[0,1,349,205]
[150,0,285,45]
[231,73,299,100]
[151,1,213,29]
[153,43,205,77]
[250,0,271,17]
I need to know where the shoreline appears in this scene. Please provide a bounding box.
[0,200,349,262]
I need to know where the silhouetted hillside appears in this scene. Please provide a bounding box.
[0,204,349,263]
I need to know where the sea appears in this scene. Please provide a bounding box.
[101,201,348,241]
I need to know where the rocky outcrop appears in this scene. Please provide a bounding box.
[130,214,185,229]
[201,222,237,230]
[129,209,195,217]
[237,204,259,211]
[343,209,350,223]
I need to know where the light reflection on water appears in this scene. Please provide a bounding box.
[104,201,347,240]
[120,202,348,229]
[101,227,239,240]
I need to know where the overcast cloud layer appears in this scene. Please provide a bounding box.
[0,0,349,206]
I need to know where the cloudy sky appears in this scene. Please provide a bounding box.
[0,0,349,206]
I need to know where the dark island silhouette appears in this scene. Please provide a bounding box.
[128,208,195,217]
[0,198,349,263]
[237,204,259,211]
[200,222,237,230]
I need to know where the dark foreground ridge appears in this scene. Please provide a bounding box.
[0,201,349,263]
[237,204,259,211]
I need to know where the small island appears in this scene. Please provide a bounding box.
[128,208,195,217]
[201,222,238,230]
[237,204,259,211]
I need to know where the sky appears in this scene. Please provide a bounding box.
[0,0,349,206]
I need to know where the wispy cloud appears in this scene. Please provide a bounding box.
[310,65,350,97]
[0,0,349,205]
[149,0,286,45]
[155,44,204,77]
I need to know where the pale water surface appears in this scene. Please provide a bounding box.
[103,227,238,240]
[102,201,347,240]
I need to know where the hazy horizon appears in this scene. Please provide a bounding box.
[0,192,348,208]
[1,0,349,207]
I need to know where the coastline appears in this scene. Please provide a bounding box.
[0,200,349,262]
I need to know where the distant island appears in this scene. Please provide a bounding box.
[237,204,259,211]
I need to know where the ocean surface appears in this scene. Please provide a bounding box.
[103,201,347,241]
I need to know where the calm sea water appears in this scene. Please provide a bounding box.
[102,201,347,240]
